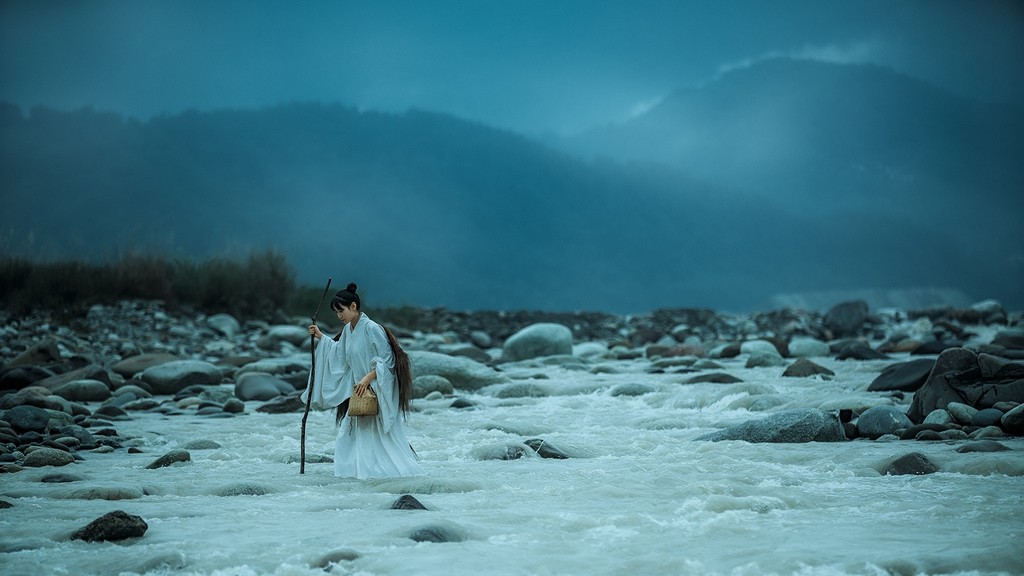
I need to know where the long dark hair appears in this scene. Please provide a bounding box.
[334,323,414,424]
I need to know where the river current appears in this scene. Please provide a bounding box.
[2,349,1022,576]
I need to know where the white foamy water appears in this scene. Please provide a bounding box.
[2,352,1022,576]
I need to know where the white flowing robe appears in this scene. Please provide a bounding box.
[301,314,423,479]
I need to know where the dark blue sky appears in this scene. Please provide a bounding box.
[2,0,1022,134]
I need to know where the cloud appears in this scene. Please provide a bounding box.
[712,38,886,81]
[626,96,666,120]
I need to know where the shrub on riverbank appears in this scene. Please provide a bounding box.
[0,251,296,320]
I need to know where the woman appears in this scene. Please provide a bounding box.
[301,283,423,479]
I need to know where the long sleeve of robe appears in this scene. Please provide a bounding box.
[300,314,422,478]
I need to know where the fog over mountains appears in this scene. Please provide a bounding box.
[2,59,1021,313]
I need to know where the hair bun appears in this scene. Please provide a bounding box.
[346,283,358,294]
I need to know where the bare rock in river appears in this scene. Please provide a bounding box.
[824,300,869,338]
[112,353,178,379]
[880,452,938,476]
[695,409,846,443]
[145,449,191,469]
[71,510,148,542]
[233,372,292,401]
[855,406,913,439]
[907,347,1024,423]
[782,358,835,378]
[141,360,223,395]
[408,350,508,391]
[868,359,935,392]
[502,323,574,362]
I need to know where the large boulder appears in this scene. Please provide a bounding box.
[207,313,242,338]
[234,372,292,401]
[856,406,913,439]
[71,511,148,542]
[36,365,111,391]
[3,405,51,432]
[502,323,573,362]
[52,379,112,402]
[782,359,834,378]
[907,348,1024,423]
[824,300,869,338]
[868,359,936,392]
[695,409,846,443]
[408,351,508,391]
[24,447,76,467]
[112,353,179,378]
[787,338,831,358]
[141,360,223,396]
[258,325,310,349]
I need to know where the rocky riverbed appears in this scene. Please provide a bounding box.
[0,298,1022,573]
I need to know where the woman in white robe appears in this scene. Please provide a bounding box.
[301,283,423,479]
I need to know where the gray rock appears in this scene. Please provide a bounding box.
[36,364,112,392]
[746,353,788,368]
[223,398,245,413]
[234,372,291,401]
[971,408,1005,428]
[57,425,96,448]
[881,452,938,475]
[684,373,743,384]
[782,358,835,378]
[696,409,846,443]
[146,449,191,469]
[469,330,492,349]
[978,354,1024,379]
[182,440,221,450]
[609,383,655,396]
[923,409,953,425]
[409,350,508,391]
[868,359,935,392]
[412,375,454,398]
[906,348,979,423]
[392,494,428,510]
[71,510,148,542]
[502,323,573,361]
[740,340,782,358]
[258,325,309,348]
[112,353,178,379]
[255,392,305,414]
[314,549,361,569]
[23,447,75,467]
[787,337,831,358]
[970,426,1006,439]
[524,438,570,459]
[207,313,241,338]
[835,342,889,360]
[494,382,549,398]
[956,440,1010,453]
[824,300,869,337]
[856,406,913,439]
[51,379,111,402]
[213,482,271,496]
[1001,403,1024,434]
[408,523,468,543]
[2,405,50,432]
[947,402,978,425]
[141,360,222,395]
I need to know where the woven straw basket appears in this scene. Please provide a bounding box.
[349,386,378,417]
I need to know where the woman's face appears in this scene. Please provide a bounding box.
[335,302,358,325]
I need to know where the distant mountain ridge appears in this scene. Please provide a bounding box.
[1,59,1021,311]
[560,58,1023,227]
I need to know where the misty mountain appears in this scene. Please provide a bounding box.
[560,58,1024,243]
[1,72,1019,312]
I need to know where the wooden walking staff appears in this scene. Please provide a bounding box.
[300,277,332,474]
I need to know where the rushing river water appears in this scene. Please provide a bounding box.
[2,352,1022,576]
